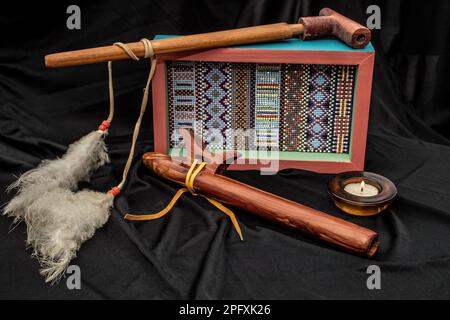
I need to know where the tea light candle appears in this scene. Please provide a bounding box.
[344,180,379,197]
[328,171,397,216]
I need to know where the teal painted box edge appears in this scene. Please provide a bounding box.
[154,35,374,52]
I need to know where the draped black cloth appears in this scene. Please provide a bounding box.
[1,0,449,299]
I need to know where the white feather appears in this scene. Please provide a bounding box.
[25,189,113,283]
[3,130,113,283]
[4,131,109,220]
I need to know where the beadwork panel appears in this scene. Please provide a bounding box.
[166,61,357,154]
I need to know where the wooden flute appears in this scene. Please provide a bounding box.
[142,151,380,257]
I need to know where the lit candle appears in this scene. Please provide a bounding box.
[328,171,397,216]
[344,180,379,197]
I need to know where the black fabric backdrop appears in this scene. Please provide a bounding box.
[1,0,450,299]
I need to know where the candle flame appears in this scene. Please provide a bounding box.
[360,180,365,193]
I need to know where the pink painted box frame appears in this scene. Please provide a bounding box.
[152,39,375,173]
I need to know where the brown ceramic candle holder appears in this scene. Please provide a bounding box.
[328,171,397,216]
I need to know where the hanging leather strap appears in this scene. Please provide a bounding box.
[124,160,244,241]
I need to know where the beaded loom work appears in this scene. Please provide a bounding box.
[167,61,356,154]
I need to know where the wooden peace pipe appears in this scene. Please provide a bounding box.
[45,8,370,68]
[142,152,380,257]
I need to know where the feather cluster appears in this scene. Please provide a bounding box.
[3,131,113,283]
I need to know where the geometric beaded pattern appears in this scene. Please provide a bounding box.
[201,62,232,149]
[280,64,309,151]
[332,65,355,153]
[167,61,356,154]
[255,64,281,150]
[232,63,250,149]
[305,65,338,152]
[167,61,196,147]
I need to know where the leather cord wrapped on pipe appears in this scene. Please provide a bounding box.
[44,8,370,68]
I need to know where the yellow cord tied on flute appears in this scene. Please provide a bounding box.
[124,160,244,241]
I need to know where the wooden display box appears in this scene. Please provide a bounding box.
[152,35,375,173]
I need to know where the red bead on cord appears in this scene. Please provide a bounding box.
[98,120,110,132]
[108,186,121,197]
